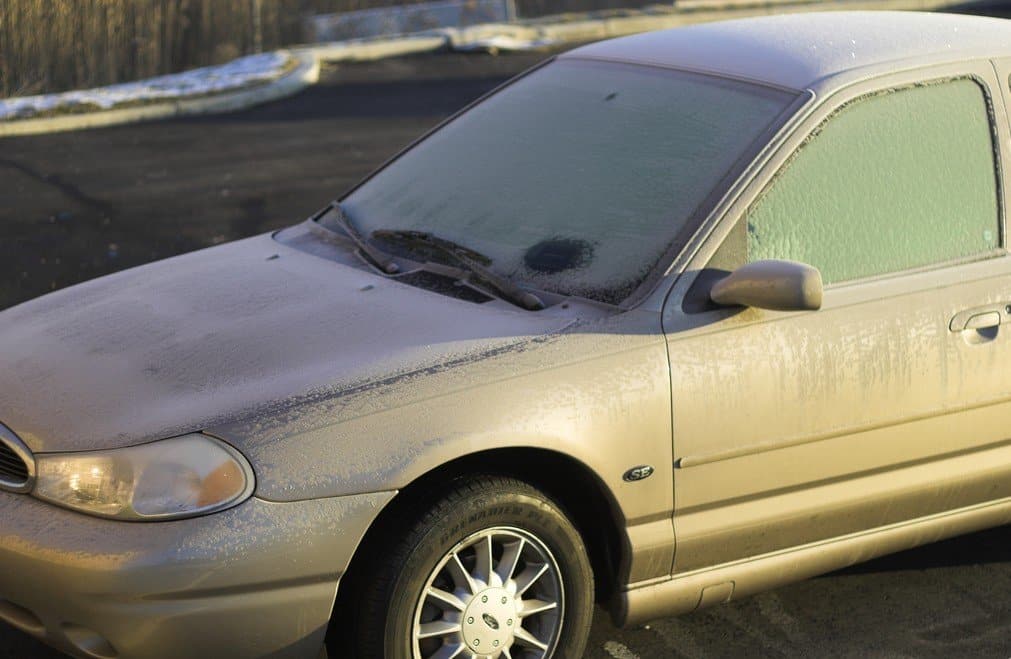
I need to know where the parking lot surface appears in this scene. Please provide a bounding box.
[4,44,1011,659]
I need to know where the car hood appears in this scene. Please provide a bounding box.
[0,233,575,453]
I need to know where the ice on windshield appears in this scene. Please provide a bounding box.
[343,59,796,304]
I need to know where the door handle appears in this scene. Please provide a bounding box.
[949,304,1009,332]
[963,311,1001,330]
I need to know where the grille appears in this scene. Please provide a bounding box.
[0,436,30,487]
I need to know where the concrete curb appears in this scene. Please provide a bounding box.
[305,34,449,62]
[0,49,319,138]
[304,0,963,63]
[524,0,959,44]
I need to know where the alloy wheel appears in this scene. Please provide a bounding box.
[411,526,564,659]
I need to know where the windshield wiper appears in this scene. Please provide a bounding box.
[311,201,400,274]
[373,229,545,311]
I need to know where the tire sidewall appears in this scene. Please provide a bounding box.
[383,484,594,659]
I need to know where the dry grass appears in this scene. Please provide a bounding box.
[0,0,651,98]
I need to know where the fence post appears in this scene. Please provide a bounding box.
[252,0,263,53]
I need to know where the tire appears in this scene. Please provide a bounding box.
[351,476,594,659]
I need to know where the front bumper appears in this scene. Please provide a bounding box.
[0,489,395,659]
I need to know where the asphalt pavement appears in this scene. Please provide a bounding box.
[4,42,1011,659]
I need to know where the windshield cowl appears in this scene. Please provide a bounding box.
[310,212,547,311]
[372,229,546,311]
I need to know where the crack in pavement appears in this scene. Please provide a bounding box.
[0,156,116,218]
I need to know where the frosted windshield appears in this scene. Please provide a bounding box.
[343,59,796,304]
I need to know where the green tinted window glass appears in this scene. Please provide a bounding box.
[745,79,1000,284]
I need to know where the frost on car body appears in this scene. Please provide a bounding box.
[4,10,1011,659]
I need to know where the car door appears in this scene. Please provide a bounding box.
[661,62,1011,574]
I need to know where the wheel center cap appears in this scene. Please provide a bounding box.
[461,587,517,654]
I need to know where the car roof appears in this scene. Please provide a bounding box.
[563,11,1011,90]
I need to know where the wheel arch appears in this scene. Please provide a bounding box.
[330,447,628,632]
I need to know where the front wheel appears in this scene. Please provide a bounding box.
[351,476,594,659]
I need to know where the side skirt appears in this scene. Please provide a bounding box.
[614,495,1011,627]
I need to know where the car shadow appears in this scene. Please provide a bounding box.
[949,0,1011,19]
[828,523,1011,576]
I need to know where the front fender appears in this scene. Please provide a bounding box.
[212,311,675,573]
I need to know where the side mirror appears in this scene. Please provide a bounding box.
[710,259,823,311]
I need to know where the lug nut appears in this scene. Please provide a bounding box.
[507,619,513,626]
[501,596,507,604]
[482,595,488,603]
[467,617,474,624]
[494,640,500,647]
[473,639,480,646]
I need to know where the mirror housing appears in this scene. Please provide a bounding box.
[710,259,823,311]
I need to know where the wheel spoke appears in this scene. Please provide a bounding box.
[430,643,468,659]
[427,586,467,612]
[446,552,479,595]
[513,626,549,651]
[513,562,550,597]
[474,533,496,586]
[518,598,558,618]
[495,537,525,584]
[416,620,461,640]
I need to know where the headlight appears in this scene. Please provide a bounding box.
[32,434,255,521]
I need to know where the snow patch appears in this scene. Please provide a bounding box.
[452,33,557,52]
[0,51,292,121]
[603,641,641,659]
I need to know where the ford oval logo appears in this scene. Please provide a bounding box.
[623,465,654,482]
[482,613,500,630]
